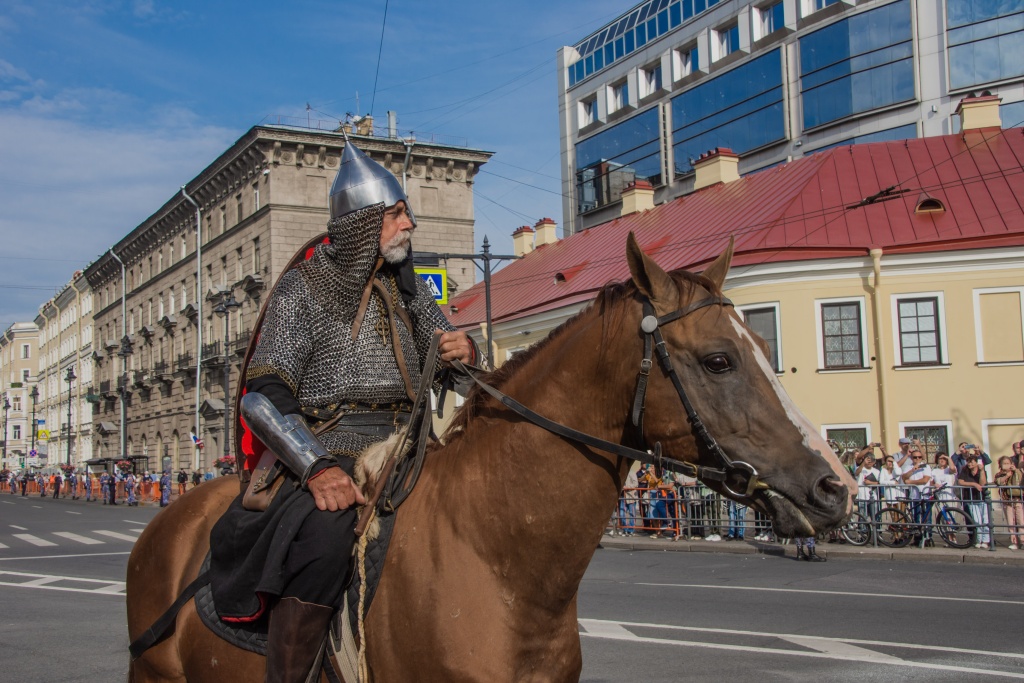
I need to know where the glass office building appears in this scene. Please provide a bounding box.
[558,0,1024,234]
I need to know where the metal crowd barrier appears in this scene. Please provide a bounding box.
[607,483,1024,551]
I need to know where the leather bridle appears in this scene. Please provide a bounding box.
[453,293,765,501]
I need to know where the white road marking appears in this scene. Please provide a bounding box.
[12,533,57,547]
[2,501,13,504]
[0,551,132,562]
[66,511,81,515]
[9,525,27,530]
[0,570,124,596]
[638,582,1024,607]
[123,520,147,526]
[93,530,140,543]
[779,635,903,663]
[32,505,41,509]
[579,619,1024,679]
[53,532,105,545]
[0,542,7,549]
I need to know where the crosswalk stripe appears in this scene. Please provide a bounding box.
[0,542,7,549]
[93,530,140,543]
[13,534,57,547]
[53,532,105,546]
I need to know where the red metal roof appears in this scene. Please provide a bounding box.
[447,127,1024,328]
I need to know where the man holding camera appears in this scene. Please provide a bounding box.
[952,443,991,474]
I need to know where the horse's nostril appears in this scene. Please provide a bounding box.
[813,475,846,507]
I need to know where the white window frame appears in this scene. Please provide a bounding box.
[890,291,949,368]
[673,45,697,81]
[820,422,874,449]
[755,1,783,40]
[814,296,869,372]
[21,344,29,359]
[608,80,629,114]
[713,23,738,62]
[578,95,598,128]
[737,301,783,374]
[12,425,21,440]
[639,61,663,99]
[981,418,1024,476]
[972,286,1024,365]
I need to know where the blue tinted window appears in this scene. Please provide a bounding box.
[576,107,662,213]
[683,0,694,20]
[647,18,657,40]
[768,2,784,34]
[637,24,647,47]
[585,55,594,76]
[670,2,681,28]
[625,30,636,53]
[695,0,706,14]
[658,10,669,34]
[800,0,914,130]
[811,123,918,153]
[947,1,1024,89]
[615,38,625,60]
[1002,100,1024,128]
[671,49,785,175]
[605,44,614,66]
[594,49,604,71]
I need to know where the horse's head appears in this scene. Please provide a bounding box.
[625,233,855,537]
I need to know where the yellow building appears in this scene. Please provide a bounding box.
[447,96,1024,471]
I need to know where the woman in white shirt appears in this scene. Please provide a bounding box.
[878,455,902,505]
[930,453,957,502]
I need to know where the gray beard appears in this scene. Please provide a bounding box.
[381,233,411,263]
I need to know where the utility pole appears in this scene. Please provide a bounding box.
[420,236,518,369]
[2,396,9,465]
[214,291,241,466]
[65,366,76,466]
[29,385,38,459]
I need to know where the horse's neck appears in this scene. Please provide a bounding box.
[430,311,634,602]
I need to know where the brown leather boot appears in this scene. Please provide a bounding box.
[265,597,334,683]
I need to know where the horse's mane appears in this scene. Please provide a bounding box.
[438,268,719,445]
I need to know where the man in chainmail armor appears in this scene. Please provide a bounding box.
[208,139,476,682]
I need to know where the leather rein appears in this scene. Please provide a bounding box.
[452,294,764,501]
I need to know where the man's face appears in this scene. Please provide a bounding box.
[379,201,415,263]
[910,450,924,466]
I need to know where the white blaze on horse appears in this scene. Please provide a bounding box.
[126,235,855,682]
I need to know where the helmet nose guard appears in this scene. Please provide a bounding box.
[329,138,416,227]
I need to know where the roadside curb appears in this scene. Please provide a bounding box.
[599,536,1024,565]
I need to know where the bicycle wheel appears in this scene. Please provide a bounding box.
[936,507,974,549]
[876,507,914,548]
[839,511,871,546]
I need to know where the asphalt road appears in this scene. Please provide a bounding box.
[1,492,1021,682]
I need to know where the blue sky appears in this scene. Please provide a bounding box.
[0,0,628,328]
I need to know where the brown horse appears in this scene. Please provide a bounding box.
[127,235,855,682]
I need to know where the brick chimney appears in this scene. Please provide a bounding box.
[955,94,1002,132]
[534,217,558,247]
[693,147,740,191]
[620,179,655,216]
[512,225,535,257]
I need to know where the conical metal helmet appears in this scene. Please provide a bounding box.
[330,137,415,225]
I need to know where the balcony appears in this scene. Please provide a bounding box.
[202,342,225,367]
[175,353,196,373]
[99,380,115,399]
[231,330,252,355]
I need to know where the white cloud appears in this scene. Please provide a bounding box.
[0,59,30,82]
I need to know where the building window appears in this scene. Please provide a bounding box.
[818,300,865,369]
[715,23,739,61]
[895,296,943,365]
[609,81,629,113]
[672,49,785,175]
[947,1,1024,90]
[740,304,781,372]
[901,424,950,461]
[236,248,244,281]
[253,238,262,273]
[12,425,20,440]
[157,251,163,274]
[219,206,226,235]
[825,427,868,453]
[21,344,29,359]
[800,0,914,130]
[253,182,260,212]
[575,107,662,213]
[22,369,29,382]
[640,62,663,98]
[220,256,228,285]
[12,395,21,411]
[236,193,243,224]
[973,287,1024,364]
[758,1,785,39]
[578,96,598,128]
[673,46,699,81]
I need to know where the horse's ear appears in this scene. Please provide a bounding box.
[626,232,677,311]
[701,236,735,292]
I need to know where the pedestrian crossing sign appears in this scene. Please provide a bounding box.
[415,268,448,304]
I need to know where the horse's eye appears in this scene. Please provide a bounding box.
[702,353,732,374]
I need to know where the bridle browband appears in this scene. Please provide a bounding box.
[453,293,764,501]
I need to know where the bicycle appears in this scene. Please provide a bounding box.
[875,484,974,549]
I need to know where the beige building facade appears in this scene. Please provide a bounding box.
[84,123,491,474]
[1,322,41,471]
[34,273,94,470]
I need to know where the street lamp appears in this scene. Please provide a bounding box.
[65,366,76,467]
[2,396,9,465]
[213,291,241,466]
[117,335,133,462]
[29,385,38,457]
